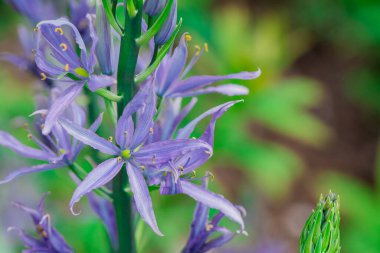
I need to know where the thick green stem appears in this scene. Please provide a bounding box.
[113,1,143,253]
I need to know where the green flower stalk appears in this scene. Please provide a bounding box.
[299,191,341,253]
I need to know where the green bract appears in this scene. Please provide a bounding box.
[299,192,341,253]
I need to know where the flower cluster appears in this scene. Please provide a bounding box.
[0,0,260,252]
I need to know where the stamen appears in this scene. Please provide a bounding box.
[179,165,185,174]
[33,27,38,32]
[40,73,47,81]
[108,136,113,142]
[192,171,196,178]
[31,49,36,55]
[117,156,123,162]
[205,223,214,231]
[64,64,70,72]
[149,127,154,134]
[27,133,33,140]
[124,131,128,136]
[36,225,48,238]
[195,45,201,56]
[59,149,66,155]
[40,123,45,130]
[204,43,209,53]
[140,165,146,171]
[54,27,64,35]
[60,43,68,52]
[209,172,215,181]
[185,34,192,42]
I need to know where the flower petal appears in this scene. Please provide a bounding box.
[70,158,123,214]
[200,227,234,253]
[177,100,242,142]
[42,83,84,135]
[0,131,55,161]
[87,75,116,92]
[0,162,65,185]
[169,69,261,96]
[60,117,119,156]
[133,139,212,166]
[181,180,245,230]
[126,162,163,236]
[176,84,249,97]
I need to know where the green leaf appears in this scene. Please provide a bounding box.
[135,0,174,46]
[135,18,182,83]
[101,0,124,35]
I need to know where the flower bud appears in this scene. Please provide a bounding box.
[299,192,341,253]
[143,0,167,16]
[154,0,177,46]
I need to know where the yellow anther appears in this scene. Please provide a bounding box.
[108,136,113,142]
[33,27,38,32]
[40,123,45,130]
[59,148,66,155]
[204,43,209,53]
[140,165,146,171]
[117,156,123,162]
[60,43,68,52]
[40,73,47,81]
[191,171,196,178]
[185,34,192,42]
[209,172,215,181]
[41,113,46,119]
[36,225,48,238]
[149,127,154,134]
[205,223,214,231]
[27,133,33,140]
[195,45,201,56]
[54,27,64,35]
[31,49,36,55]
[64,64,70,72]
[178,165,185,173]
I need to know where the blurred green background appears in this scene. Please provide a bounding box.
[1,0,380,252]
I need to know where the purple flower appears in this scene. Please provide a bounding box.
[155,34,261,98]
[8,194,73,253]
[143,0,167,16]
[34,18,115,134]
[182,174,245,253]
[145,100,246,231]
[155,0,177,46]
[0,92,102,185]
[59,81,212,235]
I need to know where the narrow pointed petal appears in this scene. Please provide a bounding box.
[134,139,212,165]
[170,69,261,95]
[70,158,123,213]
[87,75,116,92]
[176,84,249,97]
[167,97,197,139]
[126,162,163,236]
[190,176,210,237]
[0,131,55,161]
[131,83,157,149]
[177,100,241,141]
[116,82,153,148]
[200,227,235,253]
[181,181,245,230]
[0,162,65,185]
[71,113,104,161]
[158,33,188,96]
[42,83,84,135]
[60,117,119,155]
[7,227,45,249]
